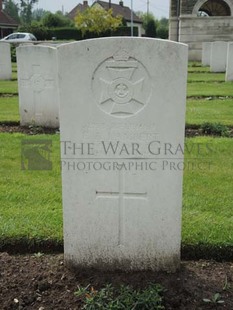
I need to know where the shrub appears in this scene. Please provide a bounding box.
[75,283,164,309]
[11,45,16,62]
[201,122,230,137]
[18,23,50,40]
[146,19,157,37]
[157,26,168,39]
[49,27,82,40]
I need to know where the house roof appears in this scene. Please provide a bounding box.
[67,2,89,20]
[95,1,142,23]
[0,9,19,27]
[68,1,142,24]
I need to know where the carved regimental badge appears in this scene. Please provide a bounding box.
[92,50,152,117]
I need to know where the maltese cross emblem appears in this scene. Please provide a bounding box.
[92,50,151,118]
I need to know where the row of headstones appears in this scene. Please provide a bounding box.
[0,42,60,127]
[0,42,59,80]
[2,38,189,271]
[202,41,233,80]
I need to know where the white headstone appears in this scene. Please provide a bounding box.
[202,42,211,66]
[210,41,228,72]
[58,38,188,271]
[16,45,59,128]
[226,42,233,81]
[0,42,12,80]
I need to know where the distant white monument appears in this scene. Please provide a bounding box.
[58,38,188,271]
[0,42,11,80]
[17,45,59,128]
[226,42,233,80]
[210,41,228,72]
[202,42,212,66]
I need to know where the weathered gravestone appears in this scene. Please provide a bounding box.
[17,45,59,128]
[226,43,233,81]
[202,42,211,67]
[58,38,188,271]
[210,41,228,73]
[0,42,11,80]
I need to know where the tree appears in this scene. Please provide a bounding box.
[157,18,168,39]
[75,7,122,37]
[136,11,157,38]
[42,12,74,28]
[146,19,157,37]
[31,8,48,22]
[19,0,38,24]
[3,0,20,22]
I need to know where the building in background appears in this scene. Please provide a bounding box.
[169,0,233,60]
[68,0,143,37]
[0,0,19,38]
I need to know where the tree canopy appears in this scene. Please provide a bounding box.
[3,0,20,22]
[19,0,38,24]
[75,7,122,36]
[42,12,74,28]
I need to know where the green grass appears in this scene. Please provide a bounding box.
[186,98,233,126]
[12,63,17,72]
[75,284,164,309]
[0,133,62,243]
[0,61,232,254]
[188,72,225,82]
[12,71,17,80]
[0,80,18,94]
[0,96,19,122]
[188,63,210,73]
[0,134,232,250]
[183,137,233,246]
[187,81,233,97]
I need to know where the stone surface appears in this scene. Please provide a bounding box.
[210,41,228,73]
[58,38,188,271]
[226,42,233,81]
[169,0,233,61]
[0,42,12,80]
[16,45,59,128]
[202,42,212,66]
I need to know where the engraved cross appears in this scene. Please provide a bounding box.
[96,172,147,246]
[20,65,55,122]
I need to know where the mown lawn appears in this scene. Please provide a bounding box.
[187,82,233,98]
[0,133,62,243]
[183,137,233,246]
[0,96,19,122]
[0,133,232,249]
[0,80,18,94]
[0,61,232,253]
[188,72,225,82]
[186,98,233,126]
[1,63,233,125]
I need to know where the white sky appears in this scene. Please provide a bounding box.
[33,0,170,19]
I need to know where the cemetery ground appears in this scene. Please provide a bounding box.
[0,62,233,309]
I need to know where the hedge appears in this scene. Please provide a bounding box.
[17,25,138,41]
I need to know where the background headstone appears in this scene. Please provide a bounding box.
[210,41,228,73]
[0,42,12,80]
[58,38,188,271]
[17,45,59,128]
[226,42,233,81]
[202,42,211,66]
